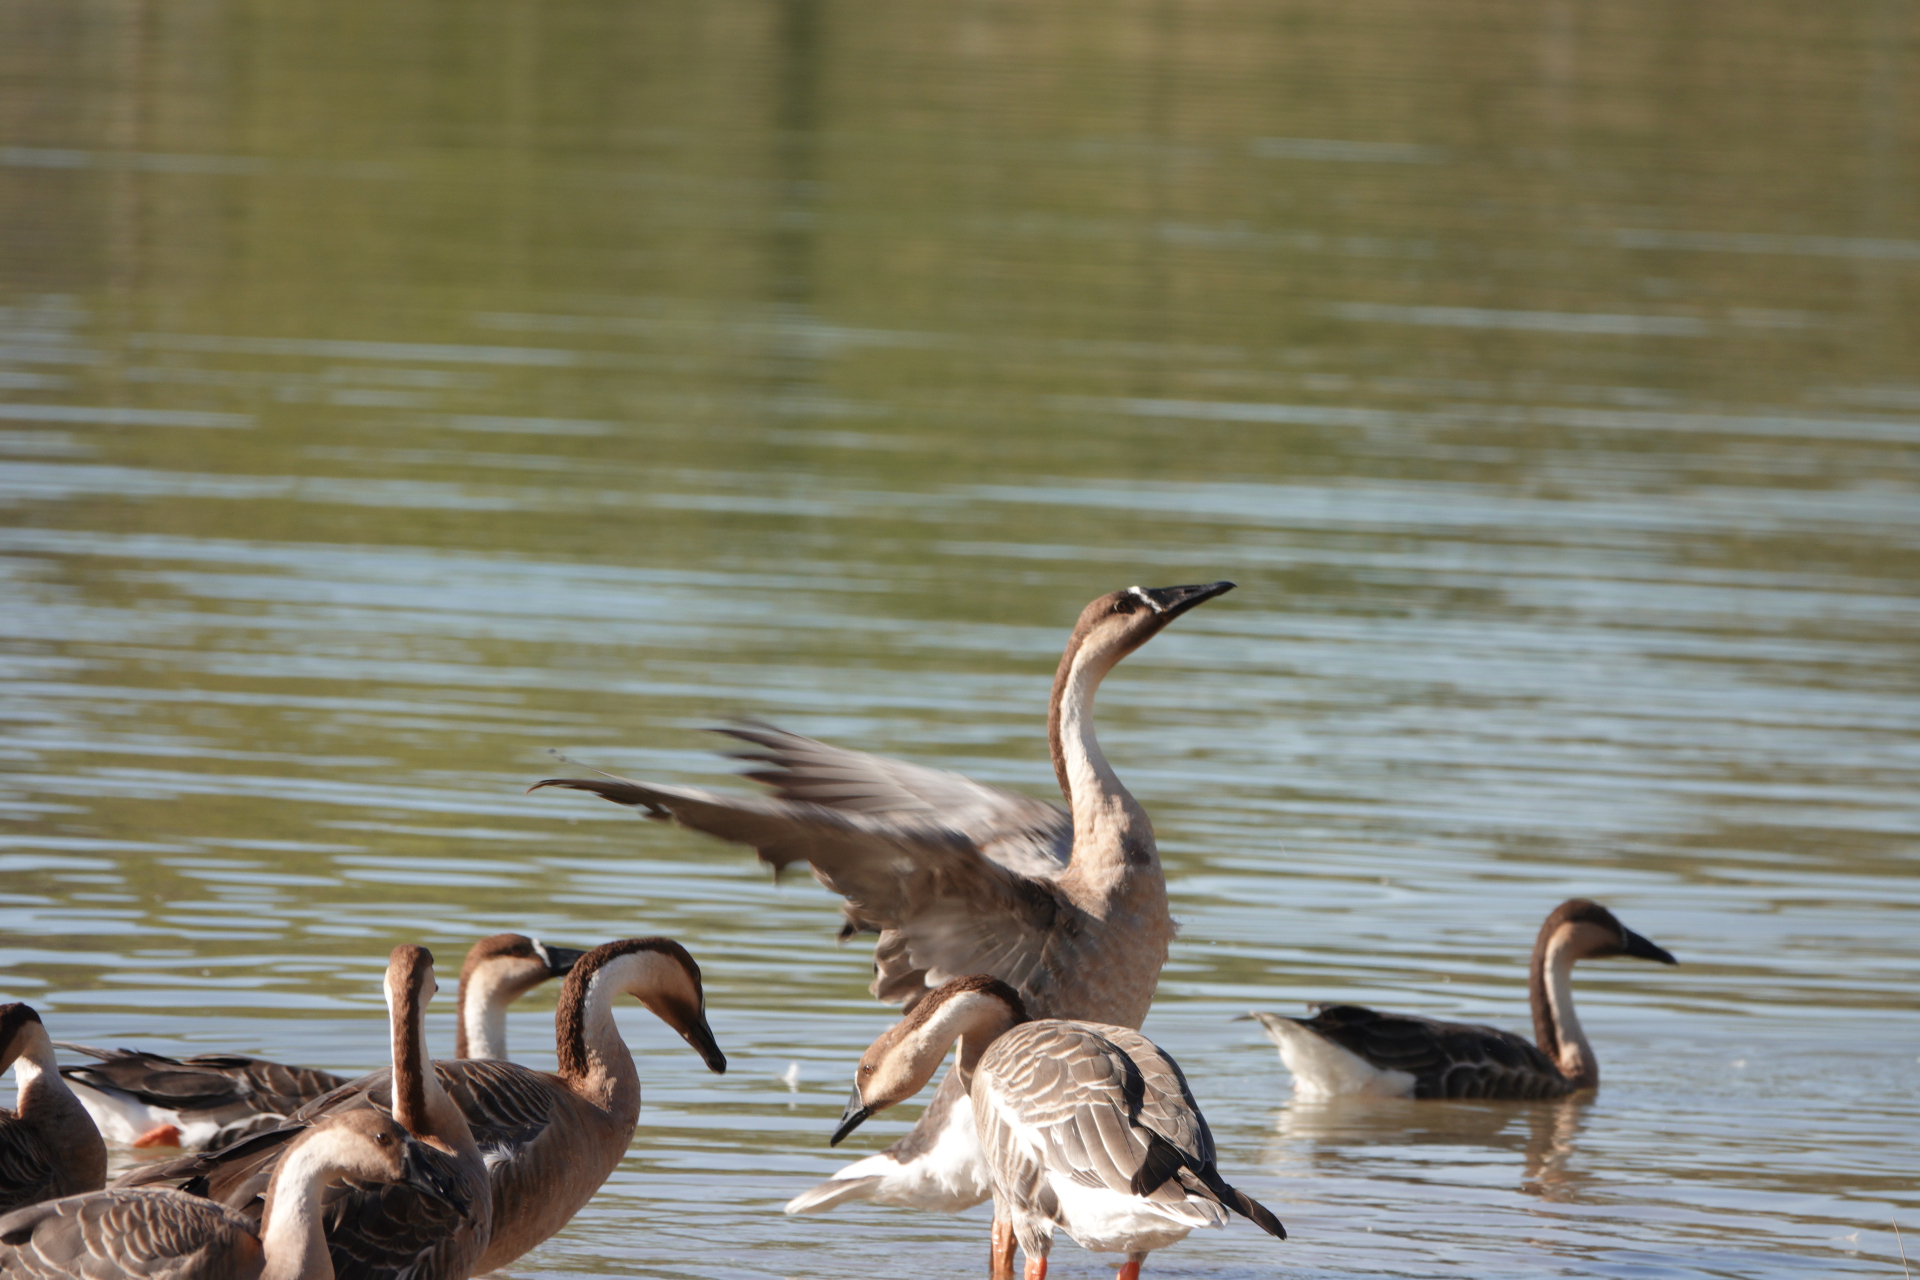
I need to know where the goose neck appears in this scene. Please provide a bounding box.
[456,967,514,1061]
[4,1023,62,1106]
[1048,640,1155,877]
[555,954,654,1124]
[1530,926,1597,1088]
[900,989,1023,1097]
[389,980,476,1158]
[258,1139,339,1280]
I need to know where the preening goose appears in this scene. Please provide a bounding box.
[1,1003,106,1213]
[835,976,1284,1280]
[59,933,581,1150]
[0,1109,439,1280]
[531,581,1235,1216]
[1250,899,1678,1101]
[120,940,723,1276]
[114,945,492,1280]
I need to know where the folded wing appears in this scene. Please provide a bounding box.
[1294,1005,1569,1100]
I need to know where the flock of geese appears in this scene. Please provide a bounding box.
[0,581,1680,1280]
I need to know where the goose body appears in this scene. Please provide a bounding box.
[533,581,1235,1216]
[117,940,723,1276]
[1,1004,107,1214]
[1252,899,1678,1101]
[114,946,491,1280]
[0,1109,436,1280]
[59,935,580,1152]
[834,976,1283,1280]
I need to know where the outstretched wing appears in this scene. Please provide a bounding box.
[531,725,1078,1012]
[1297,1005,1570,1100]
[719,723,1071,879]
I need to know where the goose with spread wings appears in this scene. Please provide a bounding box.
[530,581,1236,1215]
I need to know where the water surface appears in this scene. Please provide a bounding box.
[2,2,1917,1276]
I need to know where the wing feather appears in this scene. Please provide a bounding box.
[0,1117,59,1214]
[975,1022,1283,1240]
[531,725,1081,1014]
[1292,1005,1571,1100]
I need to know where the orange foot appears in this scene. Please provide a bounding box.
[1115,1259,1143,1280]
[1022,1254,1047,1280]
[131,1124,182,1148]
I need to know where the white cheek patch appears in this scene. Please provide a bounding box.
[1127,585,1164,614]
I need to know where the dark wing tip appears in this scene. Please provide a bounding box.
[1232,1185,1287,1239]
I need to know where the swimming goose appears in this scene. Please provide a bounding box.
[1250,899,1678,1100]
[834,975,1285,1280]
[114,944,493,1280]
[0,1109,440,1280]
[1,1003,107,1213]
[59,933,582,1150]
[121,939,724,1276]
[531,581,1235,1215]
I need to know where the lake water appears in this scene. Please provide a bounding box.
[2,2,1917,1276]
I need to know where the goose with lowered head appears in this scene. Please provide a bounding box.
[113,945,492,1280]
[530,581,1236,1217]
[0,1108,440,1280]
[835,975,1285,1280]
[117,938,724,1276]
[1249,899,1678,1101]
[1,1003,106,1214]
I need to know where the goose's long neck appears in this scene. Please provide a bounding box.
[391,984,477,1159]
[1049,639,1156,883]
[457,968,512,1061]
[258,1138,343,1280]
[6,1024,65,1114]
[900,992,1024,1097]
[7,1024,95,1145]
[1530,926,1597,1088]
[554,957,650,1125]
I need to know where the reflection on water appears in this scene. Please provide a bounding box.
[1269,1094,1594,1203]
[3,0,1919,1275]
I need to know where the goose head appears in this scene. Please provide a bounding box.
[832,975,1028,1146]
[456,933,586,1059]
[290,1108,431,1190]
[1057,582,1236,679]
[1540,899,1678,967]
[0,1003,47,1074]
[557,938,727,1077]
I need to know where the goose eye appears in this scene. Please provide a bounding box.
[1110,597,1136,615]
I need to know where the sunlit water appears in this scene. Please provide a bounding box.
[3,2,1917,1276]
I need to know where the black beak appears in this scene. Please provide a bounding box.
[829,1084,872,1147]
[1139,581,1235,621]
[405,1143,470,1217]
[1620,927,1678,966]
[679,1014,728,1075]
[536,943,587,978]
